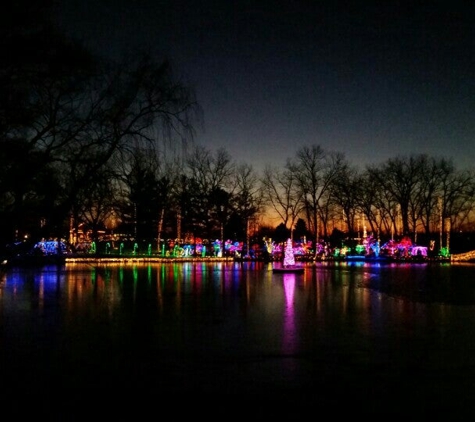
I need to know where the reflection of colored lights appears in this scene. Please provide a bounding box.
[283,273,295,306]
[173,264,180,279]
[282,273,296,357]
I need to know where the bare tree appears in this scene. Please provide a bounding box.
[77,164,120,241]
[440,168,475,233]
[359,173,390,237]
[330,164,363,236]
[231,163,264,253]
[261,163,305,241]
[185,145,234,239]
[291,145,346,245]
[367,155,426,238]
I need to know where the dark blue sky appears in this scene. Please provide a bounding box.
[55,1,475,171]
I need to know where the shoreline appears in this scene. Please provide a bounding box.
[2,250,474,269]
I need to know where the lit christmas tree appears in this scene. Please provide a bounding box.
[283,238,295,267]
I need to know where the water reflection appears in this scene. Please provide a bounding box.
[2,261,475,417]
[282,272,296,356]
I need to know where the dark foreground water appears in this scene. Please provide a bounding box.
[1,260,475,418]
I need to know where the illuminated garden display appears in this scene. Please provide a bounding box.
[33,239,69,255]
[329,234,438,261]
[272,238,305,273]
[1,230,455,267]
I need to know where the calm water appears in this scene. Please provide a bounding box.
[1,260,475,418]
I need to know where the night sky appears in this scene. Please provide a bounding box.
[55,1,475,171]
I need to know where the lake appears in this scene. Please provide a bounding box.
[1,260,475,418]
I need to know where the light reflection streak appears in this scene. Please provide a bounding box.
[282,273,296,357]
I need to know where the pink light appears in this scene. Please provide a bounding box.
[283,273,295,305]
[283,238,295,267]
